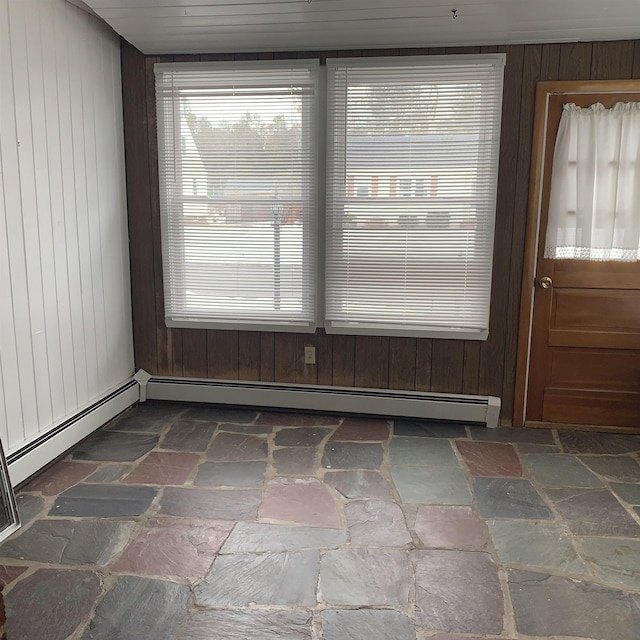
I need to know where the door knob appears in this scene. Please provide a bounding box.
[539,276,553,289]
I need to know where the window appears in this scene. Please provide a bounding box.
[156,55,504,339]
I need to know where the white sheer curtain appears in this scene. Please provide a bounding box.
[545,102,640,262]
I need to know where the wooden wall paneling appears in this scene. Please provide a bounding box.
[121,40,158,374]
[501,44,542,422]
[633,41,640,77]
[354,336,389,388]
[462,342,481,395]
[316,330,333,386]
[274,333,297,383]
[389,337,417,390]
[207,330,239,380]
[558,43,593,80]
[260,333,275,381]
[171,328,184,377]
[415,338,433,391]
[479,45,524,400]
[431,340,464,393]
[181,329,207,378]
[590,41,635,79]
[296,334,318,385]
[238,331,261,381]
[540,44,561,80]
[332,335,356,387]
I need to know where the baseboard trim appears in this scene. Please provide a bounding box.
[7,379,139,487]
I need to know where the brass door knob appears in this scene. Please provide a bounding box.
[539,276,553,289]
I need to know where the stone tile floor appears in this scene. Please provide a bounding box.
[1,402,640,639]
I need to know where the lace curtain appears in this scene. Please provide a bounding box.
[544,102,640,262]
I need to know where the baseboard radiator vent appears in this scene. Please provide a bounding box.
[7,379,139,487]
[144,375,501,428]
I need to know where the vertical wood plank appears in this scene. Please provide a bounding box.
[415,338,433,391]
[296,334,318,385]
[389,338,416,390]
[274,333,297,383]
[207,330,239,380]
[260,332,275,381]
[540,44,561,80]
[354,336,389,389]
[558,43,593,80]
[332,335,355,387]
[239,331,261,380]
[633,41,640,78]
[431,340,464,393]
[316,330,333,386]
[171,328,183,377]
[462,342,481,395]
[182,329,207,378]
[590,41,634,79]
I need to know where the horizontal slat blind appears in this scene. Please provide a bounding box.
[325,55,505,339]
[155,61,318,330]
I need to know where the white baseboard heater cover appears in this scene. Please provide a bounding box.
[144,375,501,427]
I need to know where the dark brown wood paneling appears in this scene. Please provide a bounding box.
[389,338,416,390]
[296,334,318,385]
[316,330,333,385]
[634,41,640,77]
[171,328,183,377]
[415,338,433,391]
[431,340,464,393]
[182,329,207,378]
[207,330,239,379]
[354,336,389,388]
[540,44,561,80]
[238,331,261,380]
[260,332,275,381]
[591,41,635,79]
[462,341,481,395]
[332,335,355,387]
[274,333,297,383]
[558,43,593,80]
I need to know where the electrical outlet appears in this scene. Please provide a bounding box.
[304,346,316,365]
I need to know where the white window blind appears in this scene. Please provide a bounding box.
[325,55,505,339]
[155,60,318,331]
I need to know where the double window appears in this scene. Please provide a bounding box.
[155,54,505,339]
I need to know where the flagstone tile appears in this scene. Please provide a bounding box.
[545,487,640,537]
[509,569,640,640]
[274,427,332,447]
[522,453,603,487]
[517,443,562,453]
[558,431,640,455]
[321,609,416,640]
[414,505,487,549]
[110,517,232,579]
[195,461,267,488]
[345,500,412,546]
[0,565,27,587]
[195,550,319,606]
[79,575,189,640]
[106,403,179,433]
[320,548,409,606]
[393,419,467,439]
[272,447,317,475]
[330,418,391,441]
[122,451,200,485]
[260,479,341,527]
[580,537,640,588]
[221,522,346,553]
[389,437,457,467]
[182,405,257,423]
[84,463,131,483]
[391,466,472,505]
[469,426,555,445]
[160,419,216,451]
[159,487,261,521]
[578,455,640,482]
[49,484,157,518]
[71,431,158,462]
[256,412,341,427]
[324,470,395,500]
[218,423,274,435]
[322,442,384,470]
[24,461,100,496]
[15,493,45,524]
[207,432,268,461]
[610,482,640,504]
[412,549,503,634]
[456,441,522,477]
[474,478,553,520]
[5,569,102,640]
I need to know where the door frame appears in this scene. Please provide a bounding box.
[513,79,640,428]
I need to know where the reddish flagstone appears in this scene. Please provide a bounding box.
[256,412,341,427]
[0,565,28,587]
[456,441,522,477]
[330,418,391,442]
[110,517,233,579]
[414,505,488,549]
[122,452,200,485]
[260,481,342,528]
[25,461,100,496]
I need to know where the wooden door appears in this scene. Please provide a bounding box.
[517,81,640,432]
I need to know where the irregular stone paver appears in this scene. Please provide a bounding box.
[195,550,319,605]
[85,463,131,483]
[159,487,261,521]
[473,478,553,519]
[509,568,640,640]
[106,403,178,433]
[321,609,416,640]
[218,423,274,434]
[80,575,189,640]
[50,484,157,517]
[71,431,158,462]
[24,461,100,495]
[391,466,472,505]
[456,441,522,477]
[160,419,216,451]
[428,636,512,640]
[177,610,312,640]
[15,493,45,524]
[579,455,640,482]
[0,564,27,586]
[413,549,503,634]
[0,520,134,566]
[611,482,640,504]
[394,419,467,439]
[545,487,640,537]
[273,447,317,475]
[345,500,412,546]
[558,431,640,455]
[5,569,102,640]
[324,470,395,500]
[322,442,384,469]
[182,405,257,423]
[522,453,602,487]
[274,427,331,447]
[110,517,232,579]
[487,520,587,573]
[260,479,341,528]
[517,443,561,453]
[330,418,391,441]
[320,549,409,606]
[414,505,487,549]
[469,426,555,445]
[207,432,268,461]
[389,437,457,466]
[122,451,200,485]
[256,412,340,426]
[581,537,640,588]
[221,522,346,553]
[195,461,267,488]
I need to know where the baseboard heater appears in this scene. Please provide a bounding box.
[143,375,501,428]
[7,379,139,487]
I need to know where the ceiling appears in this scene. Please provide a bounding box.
[81,0,640,55]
